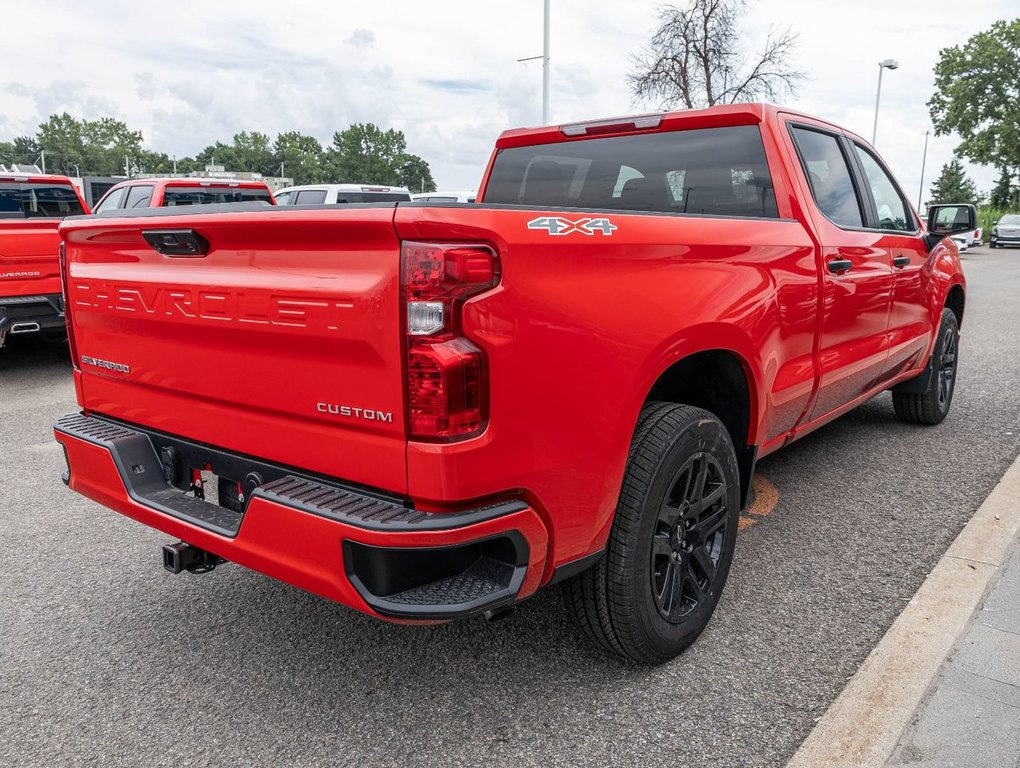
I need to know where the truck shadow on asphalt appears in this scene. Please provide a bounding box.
[0,335,73,377]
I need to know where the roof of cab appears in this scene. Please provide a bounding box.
[493,102,859,149]
[109,177,271,189]
[0,172,79,184]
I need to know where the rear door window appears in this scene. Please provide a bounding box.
[293,189,328,205]
[789,126,864,228]
[92,187,127,214]
[483,124,779,218]
[124,185,154,209]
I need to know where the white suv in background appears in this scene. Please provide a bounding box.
[274,184,412,205]
[411,191,477,203]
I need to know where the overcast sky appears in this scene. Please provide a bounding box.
[2,0,1014,199]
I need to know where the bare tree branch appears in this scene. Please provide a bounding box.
[628,0,804,110]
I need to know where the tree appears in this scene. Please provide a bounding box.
[36,113,143,175]
[326,123,406,184]
[0,136,41,167]
[629,0,802,109]
[324,123,435,189]
[989,168,1018,210]
[272,131,325,185]
[399,155,436,193]
[929,20,1020,184]
[927,159,979,207]
[230,131,275,175]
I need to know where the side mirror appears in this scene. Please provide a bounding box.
[925,204,977,251]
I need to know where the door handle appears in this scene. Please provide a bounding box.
[827,258,853,274]
[893,255,911,268]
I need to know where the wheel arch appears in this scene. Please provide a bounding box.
[642,346,759,508]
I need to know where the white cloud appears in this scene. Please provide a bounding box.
[0,0,1013,194]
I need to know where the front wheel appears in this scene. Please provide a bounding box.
[893,308,959,425]
[564,402,740,664]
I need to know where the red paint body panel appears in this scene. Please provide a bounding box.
[0,174,88,298]
[56,104,965,620]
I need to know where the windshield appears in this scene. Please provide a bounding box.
[0,182,86,218]
[483,124,778,218]
[162,187,272,206]
[999,215,1020,225]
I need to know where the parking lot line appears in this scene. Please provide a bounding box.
[786,452,1020,768]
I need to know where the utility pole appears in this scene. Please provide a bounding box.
[517,0,551,124]
[542,0,550,124]
[917,130,930,211]
[40,150,46,174]
[125,156,130,177]
[173,155,178,174]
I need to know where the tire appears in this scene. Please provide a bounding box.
[892,308,959,425]
[990,242,997,249]
[564,402,741,664]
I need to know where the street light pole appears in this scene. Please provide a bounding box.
[917,130,930,211]
[542,0,550,124]
[517,0,552,124]
[872,59,899,145]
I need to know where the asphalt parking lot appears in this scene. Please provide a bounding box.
[2,246,1019,768]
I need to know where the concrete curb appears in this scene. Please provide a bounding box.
[786,452,1020,768]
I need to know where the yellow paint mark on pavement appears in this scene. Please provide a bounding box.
[739,473,779,530]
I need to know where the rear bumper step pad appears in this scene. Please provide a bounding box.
[54,412,549,620]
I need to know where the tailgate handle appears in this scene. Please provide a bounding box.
[142,229,210,257]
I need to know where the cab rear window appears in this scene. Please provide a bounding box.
[0,183,86,218]
[162,188,272,206]
[482,124,778,218]
[334,192,411,203]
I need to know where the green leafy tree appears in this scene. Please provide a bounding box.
[324,123,436,190]
[230,131,275,175]
[0,136,41,167]
[273,131,325,185]
[927,159,980,207]
[989,168,1018,209]
[929,19,1020,183]
[36,113,143,175]
[327,123,406,184]
[399,154,436,193]
[193,141,239,171]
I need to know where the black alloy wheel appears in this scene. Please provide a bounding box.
[650,453,729,623]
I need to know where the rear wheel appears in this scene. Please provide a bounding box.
[564,402,740,664]
[893,308,959,425]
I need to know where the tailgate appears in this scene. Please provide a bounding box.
[0,220,61,296]
[60,206,407,494]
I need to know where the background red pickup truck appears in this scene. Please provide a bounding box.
[0,172,88,348]
[91,177,275,212]
[54,104,972,663]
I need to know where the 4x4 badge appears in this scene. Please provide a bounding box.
[527,216,617,236]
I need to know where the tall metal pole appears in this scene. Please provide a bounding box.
[872,64,884,145]
[917,130,930,211]
[542,0,550,124]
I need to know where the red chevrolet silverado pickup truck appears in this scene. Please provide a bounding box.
[0,172,88,348]
[54,104,973,663]
[90,177,275,212]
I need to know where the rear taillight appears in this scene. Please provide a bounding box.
[58,242,80,370]
[401,242,498,440]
